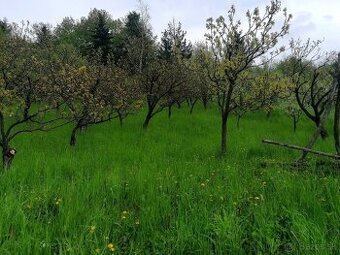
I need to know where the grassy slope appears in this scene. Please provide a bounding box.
[0,105,339,254]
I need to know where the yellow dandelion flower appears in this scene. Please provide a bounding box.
[107,243,116,252]
[55,198,62,205]
[121,210,129,219]
[89,225,96,233]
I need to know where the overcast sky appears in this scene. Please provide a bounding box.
[1,0,340,52]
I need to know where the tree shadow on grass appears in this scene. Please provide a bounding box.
[259,159,340,177]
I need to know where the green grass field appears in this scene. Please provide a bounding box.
[0,105,339,254]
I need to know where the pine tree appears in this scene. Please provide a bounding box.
[88,11,113,64]
[159,21,192,61]
[122,11,155,73]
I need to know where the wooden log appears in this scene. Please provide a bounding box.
[262,139,340,160]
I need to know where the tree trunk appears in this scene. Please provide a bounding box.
[319,126,328,139]
[23,93,32,120]
[220,82,234,155]
[221,111,229,155]
[202,99,208,110]
[334,53,340,155]
[266,111,271,120]
[315,117,328,139]
[2,149,7,171]
[23,106,30,120]
[70,125,79,146]
[80,125,87,133]
[334,79,340,154]
[293,116,297,132]
[23,79,32,120]
[2,146,16,171]
[56,102,61,112]
[237,114,241,129]
[143,107,154,129]
[190,99,198,114]
[118,112,123,127]
[168,105,172,119]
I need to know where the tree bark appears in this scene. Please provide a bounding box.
[2,147,7,170]
[189,99,198,114]
[203,99,208,109]
[118,112,123,127]
[23,77,32,120]
[2,146,16,171]
[70,125,80,146]
[220,81,234,155]
[1,150,5,171]
[334,74,340,154]
[315,117,328,139]
[2,149,7,170]
[221,111,229,155]
[168,105,172,119]
[23,92,32,120]
[293,116,297,132]
[143,107,154,129]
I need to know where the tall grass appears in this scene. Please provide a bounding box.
[0,105,339,254]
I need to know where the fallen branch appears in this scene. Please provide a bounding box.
[262,139,340,160]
